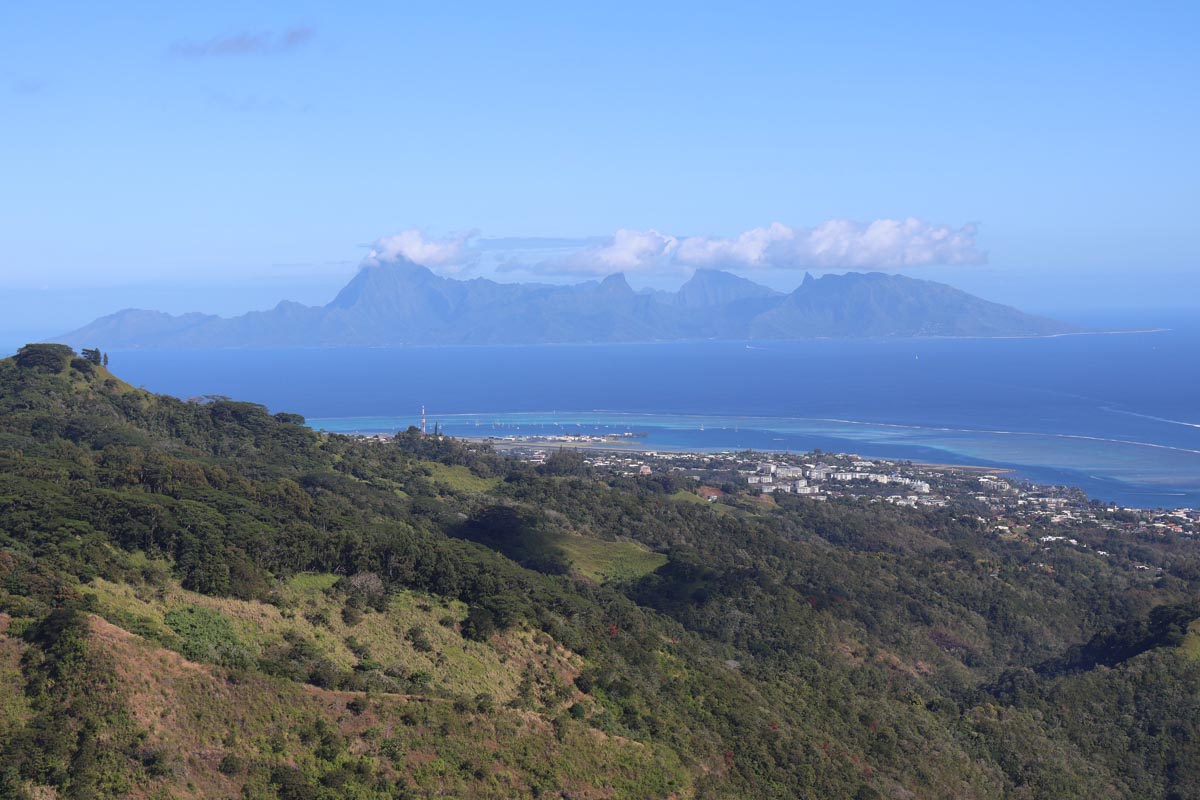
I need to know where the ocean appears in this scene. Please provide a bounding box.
[17,314,1200,509]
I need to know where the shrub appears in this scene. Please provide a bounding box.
[218,753,246,775]
[461,605,497,642]
[345,572,387,611]
[304,609,331,627]
[406,625,433,652]
[270,765,319,800]
[307,659,341,688]
[345,636,371,659]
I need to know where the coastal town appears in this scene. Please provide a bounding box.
[487,442,1200,539]
[348,426,1199,557]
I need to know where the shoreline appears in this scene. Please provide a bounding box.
[315,421,1197,509]
[464,436,1017,475]
[312,409,1200,459]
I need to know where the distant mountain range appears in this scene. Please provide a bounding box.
[59,263,1079,347]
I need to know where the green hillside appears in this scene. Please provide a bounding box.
[1,343,1199,799]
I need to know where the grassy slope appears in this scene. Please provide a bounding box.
[1181,619,1200,661]
[551,534,668,584]
[423,462,501,494]
[86,570,585,705]
[0,613,687,800]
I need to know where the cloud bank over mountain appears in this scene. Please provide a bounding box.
[365,229,477,273]
[381,219,986,279]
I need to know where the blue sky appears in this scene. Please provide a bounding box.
[2,1,1198,338]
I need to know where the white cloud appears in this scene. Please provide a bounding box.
[550,228,680,275]
[794,218,984,269]
[675,222,795,269]
[364,229,476,273]
[502,228,681,277]
[365,220,985,279]
[524,218,985,277]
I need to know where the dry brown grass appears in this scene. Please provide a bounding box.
[75,611,686,799]
[87,575,586,705]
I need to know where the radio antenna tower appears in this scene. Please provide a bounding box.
[421,405,427,435]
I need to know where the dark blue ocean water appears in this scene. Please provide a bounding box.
[20,316,1200,508]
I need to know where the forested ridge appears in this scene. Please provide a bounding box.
[1,343,1198,799]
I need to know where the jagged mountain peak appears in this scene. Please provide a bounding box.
[327,259,439,310]
[676,269,780,308]
[597,272,634,293]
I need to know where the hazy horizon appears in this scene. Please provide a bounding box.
[2,264,1193,348]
